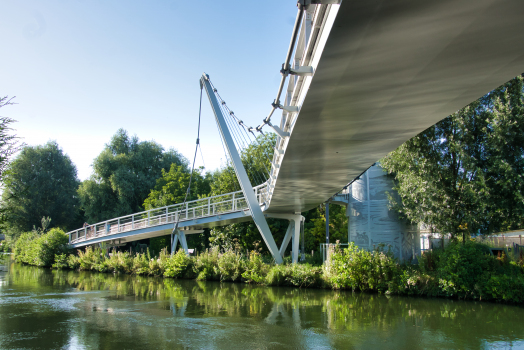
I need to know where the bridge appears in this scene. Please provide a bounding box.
[68,0,524,264]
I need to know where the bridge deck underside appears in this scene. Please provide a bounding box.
[267,0,524,214]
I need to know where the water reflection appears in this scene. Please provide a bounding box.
[1,263,523,349]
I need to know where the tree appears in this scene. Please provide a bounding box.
[143,164,211,210]
[1,141,80,238]
[207,133,294,253]
[0,96,23,183]
[304,203,348,252]
[382,75,524,238]
[78,129,188,223]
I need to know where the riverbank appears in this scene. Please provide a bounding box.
[11,229,524,303]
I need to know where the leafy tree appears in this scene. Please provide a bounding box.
[382,75,524,238]
[209,133,276,195]
[143,163,211,253]
[143,165,210,210]
[1,142,80,238]
[208,133,291,254]
[304,203,348,252]
[0,96,23,183]
[78,129,188,223]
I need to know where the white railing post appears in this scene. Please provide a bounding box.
[166,207,168,223]
[132,215,134,229]
[147,211,150,226]
[117,218,120,232]
[208,198,211,216]
[186,203,189,219]
[232,193,236,211]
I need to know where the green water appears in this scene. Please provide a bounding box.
[0,257,523,349]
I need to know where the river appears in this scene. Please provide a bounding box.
[0,255,523,349]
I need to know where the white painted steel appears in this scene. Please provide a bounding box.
[266,0,524,214]
[202,74,283,264]
[67,182,268,245]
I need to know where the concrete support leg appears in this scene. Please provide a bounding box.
[279,221,294,258]
[292,217,301,263]
[269,214,304,264]
[171,231,179,255]
[171,230,189,255]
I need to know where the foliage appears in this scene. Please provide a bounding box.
[143,164,210,210]
[242,250,268,284]
[304,203,348,252]
[216,250,245,282]
[12,236,524,303]
[13,228,69,267]
[163,249,192,278]
[2,142,80,238]
[382,75,524,237]
[133,249,152,275]
[52,253,69,269]
[266,263,323,288]
[0,96,23,183]
[193,247,220,281]
[78,129,188,223]
[325,243,399,292]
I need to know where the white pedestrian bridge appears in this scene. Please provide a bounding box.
[68,0,524,263]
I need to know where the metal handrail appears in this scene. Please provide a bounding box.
[68,182,270,244]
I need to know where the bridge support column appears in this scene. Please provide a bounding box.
[202,74,283,264]
[171,229,189,255]
[269,213,304,263]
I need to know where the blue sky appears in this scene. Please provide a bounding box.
[1,0,296,180]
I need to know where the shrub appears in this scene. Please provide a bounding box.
[14,228,69,267]
[67,253,81,270]
[133,250,151,275]
[325,243,400,292]
[193,247,220,281]
[266,264,291,286]
[106,251,132,273]
[484,274,524,303]
[217,250,245,282]
[242,251,267,284]
[163,249,192,278]
[52,253,69,269]
[287,263,323,288]
[435,241,494,299]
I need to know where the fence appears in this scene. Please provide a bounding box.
[68,182,270,245]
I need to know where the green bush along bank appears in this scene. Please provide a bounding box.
[12,237,524,303]
[13,228,69,267]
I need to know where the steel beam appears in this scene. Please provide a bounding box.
[267,213,304,263]
[202,73,283,264]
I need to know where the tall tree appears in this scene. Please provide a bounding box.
[0,96,23,183]
[382,75,524,238]
[143,164,211,210]
[79,129,188,223]
[1,141,80,238]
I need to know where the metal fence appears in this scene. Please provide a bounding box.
[320,243,349,263]
[68,182,270,245]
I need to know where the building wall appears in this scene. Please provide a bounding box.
[346,164,420,260]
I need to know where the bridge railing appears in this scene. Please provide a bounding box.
[69,182,270,245]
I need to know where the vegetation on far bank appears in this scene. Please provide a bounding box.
[10,227,524,304]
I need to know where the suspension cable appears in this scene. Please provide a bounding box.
[172,84,204,239]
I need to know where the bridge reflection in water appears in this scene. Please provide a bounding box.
[1,263,524,349]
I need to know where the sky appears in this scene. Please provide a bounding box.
[0,0,296,180]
